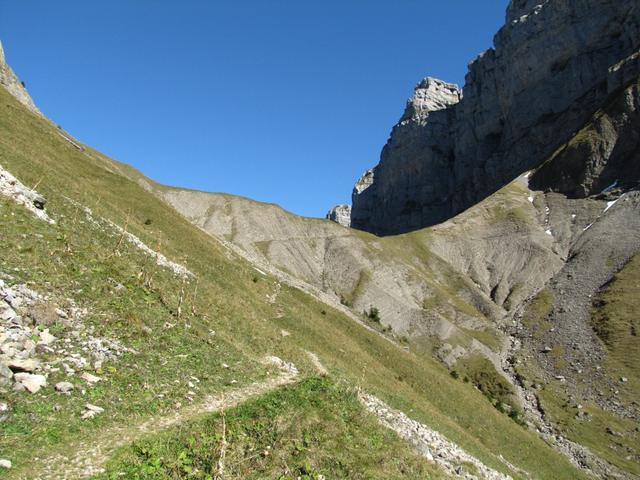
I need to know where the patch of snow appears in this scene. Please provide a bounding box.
[512,0,550,24]
[527,196,534,203]
[604,199,619,213]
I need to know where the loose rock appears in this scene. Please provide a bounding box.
[14,372,47,393]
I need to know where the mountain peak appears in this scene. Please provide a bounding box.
[399,77,461,124]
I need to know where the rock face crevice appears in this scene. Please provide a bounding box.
[349,0,640,235]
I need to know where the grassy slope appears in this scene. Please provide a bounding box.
[0,86,586,479]
[96,377,446,480]
[515,283,640,475]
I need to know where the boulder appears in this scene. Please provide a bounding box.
[13,372,47,393]
[6,358,38,373]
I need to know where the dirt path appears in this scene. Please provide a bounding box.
[26,360,298,480]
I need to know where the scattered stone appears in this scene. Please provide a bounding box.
[0,306,17,321]
[542,346,552,353]
[620,377,628,383]
[81,403,104,419]
[0,459,11,469]
[359,391,510,479]
[13,372,47,393]
[80,372,101,384]
[0,363,13,385]
[6,358,38,373]
[38,329,56,345]
[55,381,74,394]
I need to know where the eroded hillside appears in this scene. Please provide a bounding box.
[0,50,587,480]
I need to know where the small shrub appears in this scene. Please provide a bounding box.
[339,295,352,307]
[509,407,527,427]
[366,306,380,323]
[450,370,460,380]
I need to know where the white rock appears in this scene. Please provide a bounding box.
[85,403,104,413]
[0,459,11,469]
[55,381,74,393]
[38,329,56,345]
[6,358,39,373]
[14,372,47,393]
[80,372,101,384]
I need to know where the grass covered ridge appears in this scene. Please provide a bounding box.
[95,377,444,480]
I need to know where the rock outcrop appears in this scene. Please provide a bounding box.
[350,0,640,235]
[0,41,40,115]
[326,204,351,227]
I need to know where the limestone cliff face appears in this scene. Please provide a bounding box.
[350,0,640,235]
[0,41,41,115]
[325,204,351,227]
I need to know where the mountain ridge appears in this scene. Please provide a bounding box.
[340,0,639,235]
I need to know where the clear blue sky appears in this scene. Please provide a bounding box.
[1,1,507,218]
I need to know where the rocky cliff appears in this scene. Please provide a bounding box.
[325,204,351,227]
[348,0,640,235]
[0,42,40,116]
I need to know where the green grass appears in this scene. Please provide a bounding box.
[522,288,554,339]
[94,377,445,480]
[0,86,589,479]
[537,383,640,476]
[591,255,640,379]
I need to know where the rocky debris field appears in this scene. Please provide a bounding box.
[358,391,513,480]
[0,163,53,224]
[69,198,193,279]
[0,275,130,401]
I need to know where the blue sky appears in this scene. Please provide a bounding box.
[1,1,507,218]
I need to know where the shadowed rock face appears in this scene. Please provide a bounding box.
[350,0,640,236]
[530,80,640,197]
